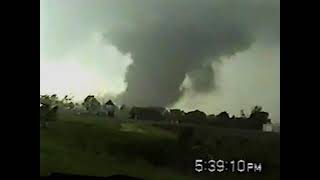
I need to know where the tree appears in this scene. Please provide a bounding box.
[249,106,271,129]
[251,106,263,115]
[183,110,207,124]
[62,95,74,104]
[50,94,59,104]
[216,111,230,121]
[59,95,75,110]
[65,102,75,110]
[40,103,58,128]
[40,95,52,106]
[82,95,101,114]
[40,94,60,107]
[168,109,185,124]
[207,114,215,120]
[240,109,247,118]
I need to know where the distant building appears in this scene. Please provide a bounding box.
[104,100,116,117]
[263,123,273,132]
[129,107,166,121]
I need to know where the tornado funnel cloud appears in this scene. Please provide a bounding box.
[102,0,279,107]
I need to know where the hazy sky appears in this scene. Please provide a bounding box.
[40,0,280,123]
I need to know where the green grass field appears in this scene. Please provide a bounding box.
[40,111,280,180]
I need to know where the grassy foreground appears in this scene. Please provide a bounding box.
[40,112,193,180]
[40,111,280,180]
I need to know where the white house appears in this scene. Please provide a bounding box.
[104,100,116,117]
[263,123,273,132]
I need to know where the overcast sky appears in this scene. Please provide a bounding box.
[40,0,280,123]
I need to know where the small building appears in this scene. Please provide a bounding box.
[263,123,273,132]
[104,100,116,117]
[129,107,166,121]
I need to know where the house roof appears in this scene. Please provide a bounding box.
[105,100,115,106]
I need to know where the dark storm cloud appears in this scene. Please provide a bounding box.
[41,0,280,107]
[188,65,216,93]
[102,0,279,107]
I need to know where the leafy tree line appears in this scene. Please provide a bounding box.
[173,106,271,130]
[40,94,271,130]
[40,95,61,128]
[127,105,271,130]
[40,94,75,110]
[40,94,114,117]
